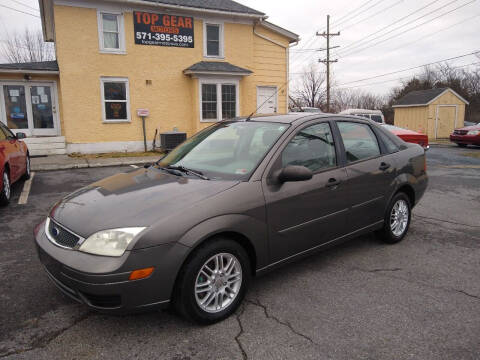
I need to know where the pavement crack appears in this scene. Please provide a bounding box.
[245,298,316,345]
[414,214,480,228]
[234,304,248,360]
[0,312,91,359]
[455,289,480,301]
[364,267,402,273]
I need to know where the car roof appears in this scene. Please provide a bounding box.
[232,113,334,124]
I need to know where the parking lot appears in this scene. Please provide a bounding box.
[0,146,479,360]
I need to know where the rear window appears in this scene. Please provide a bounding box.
[337,122,381,162]
[370,115,383,123]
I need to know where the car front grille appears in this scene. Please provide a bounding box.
[454,130,468,135]
[47,218,81,249]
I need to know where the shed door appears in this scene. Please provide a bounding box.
[256,86,277,114]
[436,106,456,139]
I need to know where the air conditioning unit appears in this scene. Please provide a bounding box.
[159,132,187,151]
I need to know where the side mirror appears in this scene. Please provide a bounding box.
[16,132,27,139]
[278,165,313,183]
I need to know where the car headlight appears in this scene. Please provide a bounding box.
[467,130,479,135]
[79,227,146,257]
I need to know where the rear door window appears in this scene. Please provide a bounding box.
[337,122,381,163]
[370,115,383,123]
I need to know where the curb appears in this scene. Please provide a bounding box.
[31,158,156,171]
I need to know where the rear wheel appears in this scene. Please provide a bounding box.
[0,168,11,206]
[22,154,31,180]
[376,192,411,244]
[173,238,251,324]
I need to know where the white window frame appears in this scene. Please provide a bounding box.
[203,21,224,58]
[100,77,131,123]
[97,10,126,54]
[199,78,239,122]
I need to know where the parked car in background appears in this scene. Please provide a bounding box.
[382,124,429,150]
[290,107,323,113]
[450,123,480,147]
[339,109,385,124]
[0,123,30,205]
[35,113,427,324]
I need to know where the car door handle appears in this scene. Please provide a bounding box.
[326,178,341,188]
[379,162,391,171]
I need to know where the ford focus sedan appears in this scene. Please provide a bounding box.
[35,114,428,324]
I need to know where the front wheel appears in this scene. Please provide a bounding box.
[22,154,31,180]
[457,143,467,148]
[173,238,251,324]
[0,168,11,206]
[376,192,411,244]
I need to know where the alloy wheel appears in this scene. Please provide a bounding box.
[3,172,10,200]
[194,253,242,313]
[390,199,409,237]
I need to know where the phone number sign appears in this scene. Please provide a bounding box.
[134,12,194,48]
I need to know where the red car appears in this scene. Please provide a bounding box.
[0,123,30,206]
[382,124,429,150]
[450,123,480,147]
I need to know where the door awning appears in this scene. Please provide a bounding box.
[183,61,252,77]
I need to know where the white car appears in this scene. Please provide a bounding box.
[339,109,385,124]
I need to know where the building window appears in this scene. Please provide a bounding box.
[204,22,223,58]
[200,81,238,122]
[98,11,125,53]
[100,78,130,122]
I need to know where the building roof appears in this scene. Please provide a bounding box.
[141,0,264,15]
[184,61,252,76]
[393,87,469,107]
[0,60,59,72]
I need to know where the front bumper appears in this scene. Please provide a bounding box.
[34,220,190,314]
[449,134,480,145]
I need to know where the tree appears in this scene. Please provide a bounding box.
[293,64,327,109]
[331,88,386,113]
[1,28,55,63]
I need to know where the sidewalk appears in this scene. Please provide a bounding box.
[31,154,161,171]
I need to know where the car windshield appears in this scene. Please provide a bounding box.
[370,115,383,123]
[157,121,289,180]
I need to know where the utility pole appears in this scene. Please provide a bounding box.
[317,15,340,112]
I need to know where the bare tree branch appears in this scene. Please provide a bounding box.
[1,28,55,63]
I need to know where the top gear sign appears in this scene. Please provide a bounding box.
[134,12,194,48]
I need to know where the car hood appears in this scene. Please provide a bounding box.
[50,167,239,238]
[456,124,480,131]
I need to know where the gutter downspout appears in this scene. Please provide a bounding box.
[253,20,299,113]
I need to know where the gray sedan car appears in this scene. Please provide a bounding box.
[35,114,428,324]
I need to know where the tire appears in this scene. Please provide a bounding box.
[0,168,11,206]
[173,238,251,324]
[376,192,411,244]
[22,154,31,180]
[457,144,467,148]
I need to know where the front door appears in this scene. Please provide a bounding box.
[1,82,58,136]
[263,121,349,263]
[256,86,277,114]
[436,106,456,139]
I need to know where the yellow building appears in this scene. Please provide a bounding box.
[393,87,469,140]
[0,0,298,155]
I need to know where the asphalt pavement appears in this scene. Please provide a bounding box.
[0,147,479,360]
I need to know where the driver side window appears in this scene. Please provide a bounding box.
[282,122,336,172]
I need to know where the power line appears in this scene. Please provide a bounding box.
[336,50,480,86]
[337,0,404,33]
[333,0,387,29]
[331,0,378,26]
[340,0,476,58]
[6,0,39,12]
[337,62,480,90]
[0,3,40,17]
[338,0,443,54]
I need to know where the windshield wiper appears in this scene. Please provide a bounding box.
[167,165,210,180]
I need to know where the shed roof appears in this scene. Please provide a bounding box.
[0,60,59,72]
[393,87,469,107]
[184,61,252,76]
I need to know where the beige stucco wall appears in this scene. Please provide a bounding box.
[53,4,291,148]
[393,90,466,140]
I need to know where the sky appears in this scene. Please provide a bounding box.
[0,0,479,95]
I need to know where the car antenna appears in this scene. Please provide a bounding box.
[245,83,287,121]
